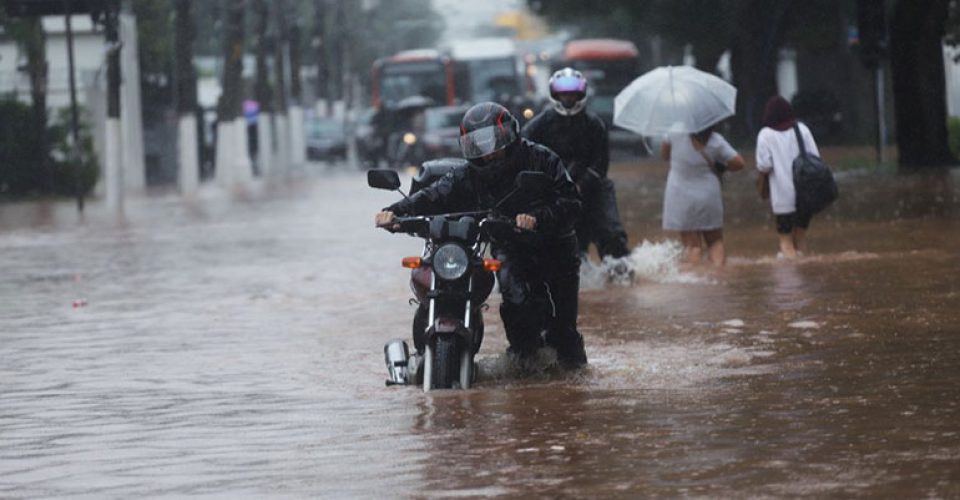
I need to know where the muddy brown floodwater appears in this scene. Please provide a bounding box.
[1,160,959,498]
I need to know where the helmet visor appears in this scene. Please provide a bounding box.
[550,75,587,95]
[459,124,517,160]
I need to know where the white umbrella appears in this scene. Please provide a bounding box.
[613,65,737,136]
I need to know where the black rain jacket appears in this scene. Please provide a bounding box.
[521,108,609,184]
[387,138,581,239]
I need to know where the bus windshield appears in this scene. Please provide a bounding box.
[572,59,640,96]
[461,57,519,102]
[380,61,447,106]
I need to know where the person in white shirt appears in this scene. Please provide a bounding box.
[755,96,821,258]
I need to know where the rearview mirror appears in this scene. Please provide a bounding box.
[367,169,401,191]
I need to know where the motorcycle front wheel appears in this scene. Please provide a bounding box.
[427,335,460,390]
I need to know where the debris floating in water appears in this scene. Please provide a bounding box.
[72,298,88,308]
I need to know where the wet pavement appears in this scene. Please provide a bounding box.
[1,160,959,498]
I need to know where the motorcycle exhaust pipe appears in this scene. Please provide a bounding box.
[384,338,410,386]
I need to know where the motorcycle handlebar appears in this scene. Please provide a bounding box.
[378,212,537,240]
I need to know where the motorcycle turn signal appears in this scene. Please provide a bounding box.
[483,258,502,272]
[401,257,422,269]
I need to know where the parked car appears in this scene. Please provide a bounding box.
[421,105,470,160]
[306,117,348,161]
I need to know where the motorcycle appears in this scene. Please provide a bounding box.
[369,160,550,391]
[385,128,426,171]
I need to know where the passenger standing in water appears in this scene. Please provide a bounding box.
[522,68,632,264]
[755,96,822,258]
[660,125,745,267]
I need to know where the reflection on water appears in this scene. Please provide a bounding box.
[1,165,959,497]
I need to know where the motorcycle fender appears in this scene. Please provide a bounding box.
[424,322,473,343]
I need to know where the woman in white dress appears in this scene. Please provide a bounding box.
[660,125,745,267]
[755,96,821,258]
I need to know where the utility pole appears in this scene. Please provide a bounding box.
[63,0,84,211]
[103,1,122,211]
[858,0,888,164]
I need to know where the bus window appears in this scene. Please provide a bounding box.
[381,60,448,105]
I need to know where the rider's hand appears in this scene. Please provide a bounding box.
[375,211,397,229]
[515,213,537,231]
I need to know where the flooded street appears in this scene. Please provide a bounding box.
[2,160,959,498]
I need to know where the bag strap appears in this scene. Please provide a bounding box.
[793,123,807,157]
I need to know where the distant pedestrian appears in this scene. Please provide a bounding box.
[755,96,821,258]
[660,125,745,266]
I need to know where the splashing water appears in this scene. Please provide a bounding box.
[580,239,710,288]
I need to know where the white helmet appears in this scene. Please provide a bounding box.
[548,67,588,116]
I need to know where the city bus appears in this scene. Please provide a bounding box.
[371,49,456,110]
[446,37,538,122]
[555,38,644,153]
[555,38,642,129]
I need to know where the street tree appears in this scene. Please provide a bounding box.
[215,0,251,185]
[253,0,274,173]
[889,0,956,168]
[174,0,199,193]
[0,12,50,192]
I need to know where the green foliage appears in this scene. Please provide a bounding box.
[945,0,960,56]
[342,0,445,91]
[948,116,960,158]
[0,96,99,198]
[47,108,99,197]
[131,0,175,106]
[0,96,43,195]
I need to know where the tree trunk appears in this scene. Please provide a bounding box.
[730,0,790,139]
[313,0,331,116]
[253,0,274,174]
[272,0,291,170]
[174,0,199,193]
[215,0,249,184]
[288,21,306,165]
[331,0,344,103]
[289,23,303,107]
[22,18,49,192]
[218,0,245,123]
[174,0,197,116]
[889,0,956,168]
[273,0,289,113]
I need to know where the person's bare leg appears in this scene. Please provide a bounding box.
[703,229,725,266]
[793,227,807,255]
[680,231,702,264]
[778,233,798,258]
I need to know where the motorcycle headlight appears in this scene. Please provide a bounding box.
[432,244,469,280]
[403,132,417,145]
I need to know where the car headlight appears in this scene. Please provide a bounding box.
[432,244,469,280]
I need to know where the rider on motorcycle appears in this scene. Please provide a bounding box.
[522,67,631,261]
[375,102,587,368]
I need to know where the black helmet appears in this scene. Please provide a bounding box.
[459,102,519,165]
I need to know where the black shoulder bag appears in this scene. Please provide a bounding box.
[792,124,838,214]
